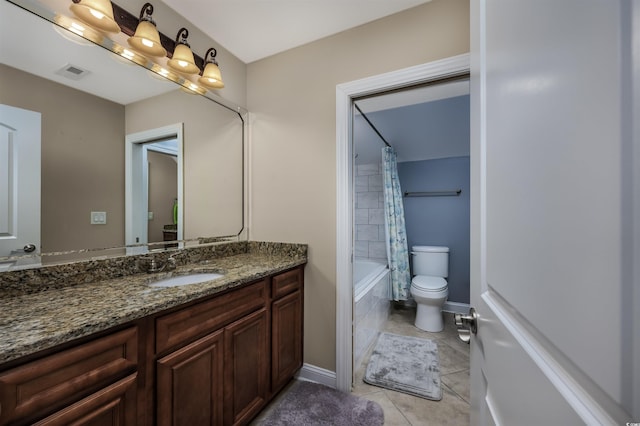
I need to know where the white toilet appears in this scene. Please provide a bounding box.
[410,245,449,332]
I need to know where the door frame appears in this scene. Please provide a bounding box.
[125,123,183,254]
[335,54,470,392]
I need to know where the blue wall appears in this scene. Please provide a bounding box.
[398,156,470,304]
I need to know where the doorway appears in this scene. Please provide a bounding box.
[335,54,470,392]
[125,123,183,254]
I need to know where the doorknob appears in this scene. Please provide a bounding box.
[12,244,36,254]
[454,307,478,344]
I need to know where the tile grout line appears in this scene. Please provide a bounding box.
[382,389,415,426]
[441,379,470,405]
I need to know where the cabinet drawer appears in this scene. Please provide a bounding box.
[155,280,268,354]
[0,327,138,424]
[33,373,137,426]
[272,267,303,299]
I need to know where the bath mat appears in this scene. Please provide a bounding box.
[364,332,442,400]
[257,380,384,426]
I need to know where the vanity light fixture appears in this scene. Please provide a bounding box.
[167,28,200,75]
[69,0,120,33]
[198,48,225,89]
[112,43,148,66]
[150,63,180,83]
[127,3,167,57]
[181,81,206,95]
[53,14,103,45]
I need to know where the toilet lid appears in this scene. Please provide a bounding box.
[411,276,447,291]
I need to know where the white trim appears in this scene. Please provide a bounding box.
[295,363,337,389]
[443,301,470,314]
[246,112,254,241]
[630,1,640,418]
[335,54,470,392]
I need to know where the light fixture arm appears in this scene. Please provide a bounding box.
[175,27,190,46]
[139,2,154,22]
[204,47,218,65]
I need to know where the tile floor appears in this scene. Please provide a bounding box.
[352,306,470,425]
[252,305,470,425]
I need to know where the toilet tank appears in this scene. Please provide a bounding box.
[411,246,449,278]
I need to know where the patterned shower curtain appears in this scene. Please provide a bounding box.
[382,146,411,301]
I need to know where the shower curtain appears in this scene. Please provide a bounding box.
[382,146,411,301]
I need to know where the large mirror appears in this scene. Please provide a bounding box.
[0,0,245,269]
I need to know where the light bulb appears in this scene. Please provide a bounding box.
[89,9,104,19]
[70,22,85,36]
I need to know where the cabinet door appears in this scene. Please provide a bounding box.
[223,308,269,426]
[157,330,225,426]
[271,290,303,393]
[33,374,137,426]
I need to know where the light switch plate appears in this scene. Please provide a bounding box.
[91,211,107,225]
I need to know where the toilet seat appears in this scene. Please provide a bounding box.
[411,275,447,292]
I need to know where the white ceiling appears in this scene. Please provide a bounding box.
[162,0,432,64]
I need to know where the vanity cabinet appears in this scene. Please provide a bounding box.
[155,280,270,426]
[0,264,305,426]
[271,267,304,394]
[156,330,225,426]
[223,308,269,425]
[33,374,138,426]
[0,327,138,425]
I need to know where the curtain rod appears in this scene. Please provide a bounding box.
[354,103,391,148]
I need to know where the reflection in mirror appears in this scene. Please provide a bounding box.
[0,0,245,270]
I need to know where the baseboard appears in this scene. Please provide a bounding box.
[443,301,470,314]
[295,363,337,389]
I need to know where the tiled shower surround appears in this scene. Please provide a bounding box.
[355,163,387,263]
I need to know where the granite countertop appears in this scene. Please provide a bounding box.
[0,246,306,365]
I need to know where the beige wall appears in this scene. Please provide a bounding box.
[0,64,125,254]
[126,90,244,239]
[147,151,178,243]
[247,0,470,372]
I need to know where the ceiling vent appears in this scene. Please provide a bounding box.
[55,63,91,80]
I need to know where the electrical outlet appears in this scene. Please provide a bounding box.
[91,211,107,225]
[148,212,154,220]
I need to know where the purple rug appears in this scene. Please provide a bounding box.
[257,380,384,426]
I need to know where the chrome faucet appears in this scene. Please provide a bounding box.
[146,256,177,273]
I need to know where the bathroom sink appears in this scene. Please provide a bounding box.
[147,272,224,288]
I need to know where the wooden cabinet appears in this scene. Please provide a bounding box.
[271,268,304,394]
[223,308,269,425]
[0,264,305,426]
[0,327,138,425]
[155,268,304,426]
[157,330,225,426]
[33,374,138,426]
[155,306,270,426]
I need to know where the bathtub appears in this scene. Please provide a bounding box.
[353,259,390,370]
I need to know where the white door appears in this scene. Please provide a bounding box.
[469,0,638,424]
[0,105,41,267]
